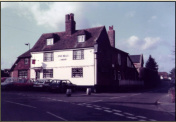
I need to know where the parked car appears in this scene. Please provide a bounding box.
[1,77,8,83]
[49,79,77,93]
[1,77,19,91]
[13,78,35,91]
[33,79,53,91]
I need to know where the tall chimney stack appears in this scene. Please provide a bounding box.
[108,25,115,47]
[65,13,76,35]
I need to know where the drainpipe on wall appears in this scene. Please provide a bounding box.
[94,43,98,92]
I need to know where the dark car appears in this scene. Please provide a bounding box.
[33,79,53,91]
[13,78,35,91]
[1,77,18,91]
[49,79,76,93]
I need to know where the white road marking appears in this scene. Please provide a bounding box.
[104,110,112,113]
[52,99,56,100]
[95,108,102,110]
[6,101,36,109]
[110,97,120,99]
[92,100,102,102]
[86,106,92,108]
[57,100,63,101]
[131,93,141,96]
[124,112,134,116]
[77,104,83,106]
[112,109,122,112]
[136,116,147,119]
[47,98,51,99]
[47,111,67,121]
[126,116,137,119]
[114,113,124,116]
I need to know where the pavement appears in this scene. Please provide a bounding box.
[157,93,175,116]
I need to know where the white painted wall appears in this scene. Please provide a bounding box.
[30,48,95,86]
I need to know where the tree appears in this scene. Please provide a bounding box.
[169,67,175,79]
[145,55,158,72]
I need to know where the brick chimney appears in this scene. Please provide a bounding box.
[65,13,76,35]
[108,25,115,47]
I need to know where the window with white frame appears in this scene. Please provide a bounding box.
[46,38,54,45]
[72,68,83,78]
[24,58,28,65]
[73,50,84,60]
[43,69,53,78]
[118,54,121,65]
[78,35,86,42]
[18,70,28,78]
[44,52,54,61]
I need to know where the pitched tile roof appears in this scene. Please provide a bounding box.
[18,49,32,58]
[30,26,105,52]
[129,55,141,63]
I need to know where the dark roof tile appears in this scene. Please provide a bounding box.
[18,49,31,58]
[31,26,105,52]
[129,55,141,63]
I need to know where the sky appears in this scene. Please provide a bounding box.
[1,2,175,73]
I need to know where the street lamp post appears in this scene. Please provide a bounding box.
[25,43,30,50]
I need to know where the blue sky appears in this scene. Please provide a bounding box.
[1,2,175,73]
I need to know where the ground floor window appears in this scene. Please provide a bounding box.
[43,69,53,78]
[18,70,28,78]
[72,68,83,78]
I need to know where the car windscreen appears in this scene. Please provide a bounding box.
[4,78,18,83]
[35,80,44,83]
[51,80,61,84]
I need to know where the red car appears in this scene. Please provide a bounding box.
[1,77,8,83]
[13,78,35,91]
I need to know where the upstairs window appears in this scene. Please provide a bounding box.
[24,58,28,65]
[73,50,84,60]
[47,38,54,45]
[78,35,86,42]
[44,52,54,61]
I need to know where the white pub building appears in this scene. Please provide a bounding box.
[11,13,142,92]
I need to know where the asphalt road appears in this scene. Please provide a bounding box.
[1,81,175,121]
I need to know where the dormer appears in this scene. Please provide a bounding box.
[46,38,54,45]
[46,33,59,46]
[78,35,86,42]
[77,30,86,43]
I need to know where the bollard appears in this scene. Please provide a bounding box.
[86,88,91,95]
[66,89,72,97]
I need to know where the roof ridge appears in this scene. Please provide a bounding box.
[77,25,105,31]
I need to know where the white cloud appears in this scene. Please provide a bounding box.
[127,36,143,47]
[1,2,91,30]
[141,37,161,50]
[122,35,161,50]
[126,11,135,17]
